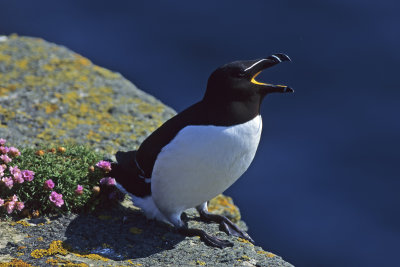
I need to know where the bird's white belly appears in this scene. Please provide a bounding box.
[151,115,262,217]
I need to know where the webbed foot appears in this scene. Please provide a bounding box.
[197,203,255,244]
[177,226,233,248]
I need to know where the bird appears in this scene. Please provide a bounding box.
[110,53,293,248]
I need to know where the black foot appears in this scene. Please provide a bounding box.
[198,208,255,244]
[178,227,233,249]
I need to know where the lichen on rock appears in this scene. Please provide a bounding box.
[0,34,175,155]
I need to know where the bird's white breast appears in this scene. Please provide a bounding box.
[151,115,262,217]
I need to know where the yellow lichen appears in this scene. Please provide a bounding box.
[208,194,241,222]
[30,240,68,259]
[44,103,59,114]
[0,35,173,155]
[0,84,17,96]
[0,258,33,267]
[17,220,31,227]
[46,257,88,267]
[72,253,110,262]
[196,260,206,265]
[16,58,29,69]
[97,215,112,220]
[86,130,102,143]
[237,238,254,246]
[93,65,119,79]
[257,250,276,258]
[125,259,143,266]
[241,255,250,261]
[74,54,91,67]
[0,53,11,63]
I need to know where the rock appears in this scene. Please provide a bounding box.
[0,35,293,266]
[0,34,174,156]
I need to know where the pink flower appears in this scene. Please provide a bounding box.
[49,191,64,207]
[0,138,6,146]
[0,165,4,178]
[99,177,116,186]
[14,174,24,183]
[6,201,15,214]
[0,154,11,163]
[96,160,112,172]
[16,201,24,211]
[10,195,18,202]
[0,146,9,154]
[1,177,13,189]
[22,170,35,182]
[44,179,55,190]
[8,147,20,157]
[10,166,23,183]
[0,198,4,206]
[107,178,116,186]
[9,166,20,175]
[75,185,84,195]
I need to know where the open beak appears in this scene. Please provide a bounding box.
[245,53,294,94]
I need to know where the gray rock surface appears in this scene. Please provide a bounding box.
[0,35,293,266]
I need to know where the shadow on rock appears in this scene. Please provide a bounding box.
[64,204,184,260]
[64,149,185,260]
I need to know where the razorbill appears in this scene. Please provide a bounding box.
[111,53,293,248]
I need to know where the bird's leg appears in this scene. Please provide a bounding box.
[169,212,233,248]
[196,202,255,243]
[177,225,233,249]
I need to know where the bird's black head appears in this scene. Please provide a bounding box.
[203,53,293,104]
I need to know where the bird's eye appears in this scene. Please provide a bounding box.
[234,71,245,78]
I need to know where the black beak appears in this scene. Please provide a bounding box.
[244,53,294,94]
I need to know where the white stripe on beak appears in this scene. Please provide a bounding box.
[244,59,268,72]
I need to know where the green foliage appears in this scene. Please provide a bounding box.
[0,144,116,217]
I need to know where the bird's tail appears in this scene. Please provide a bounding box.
[108,150,151,198]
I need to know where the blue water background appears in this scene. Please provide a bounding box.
[1,1,399,266]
